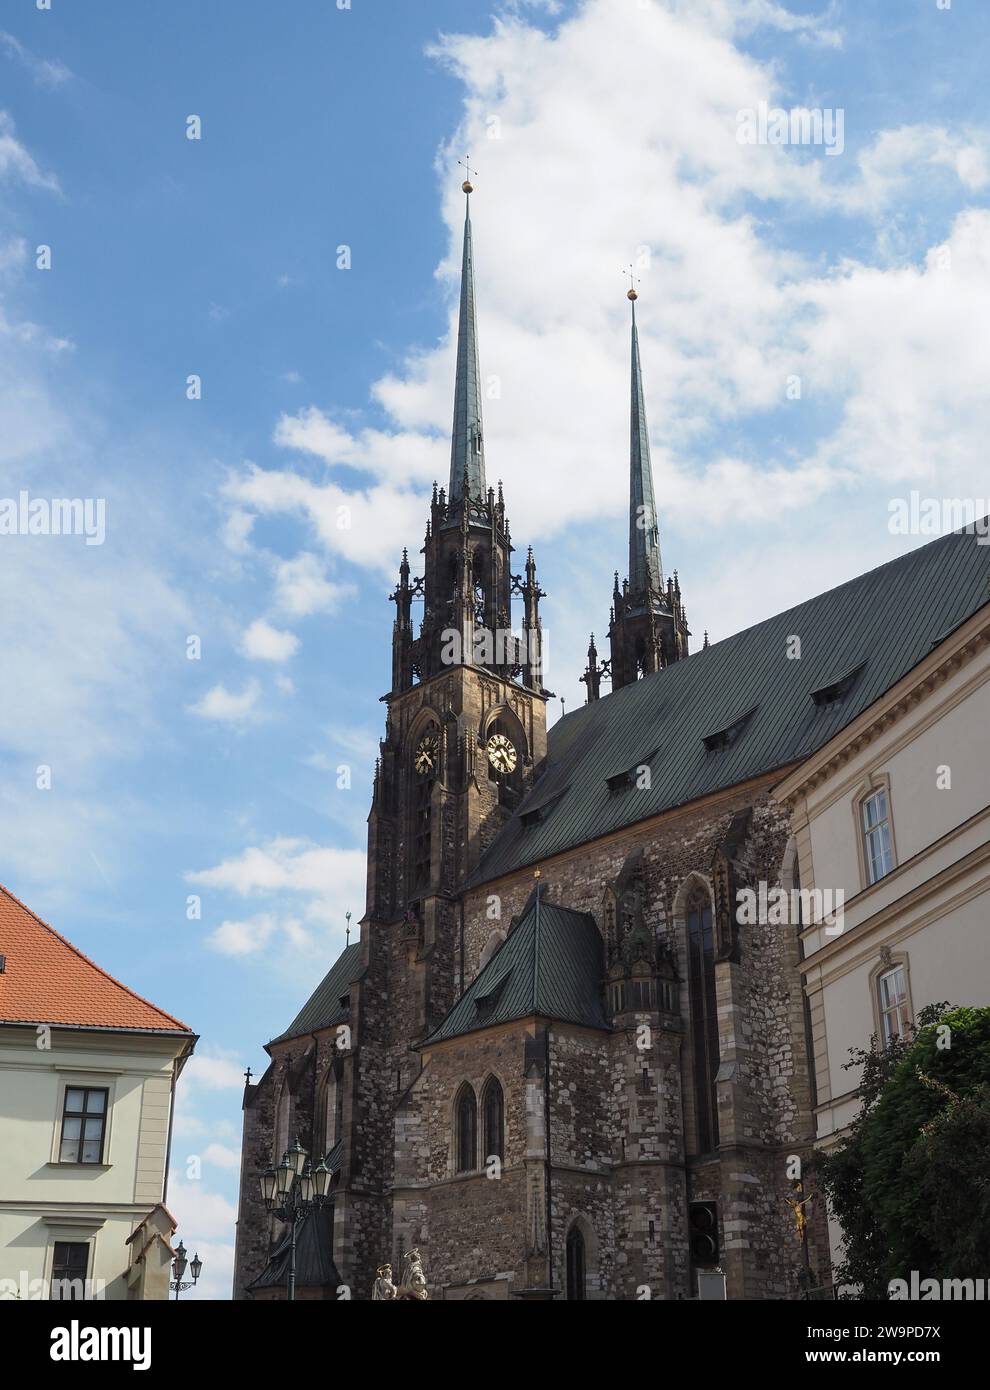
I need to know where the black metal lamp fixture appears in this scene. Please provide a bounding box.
[259,1135,337,1302]
[170,1239,203,1299]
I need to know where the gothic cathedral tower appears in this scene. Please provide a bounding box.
[363,171,550,1093]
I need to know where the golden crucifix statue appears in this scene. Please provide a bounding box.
[784,1179,814,1242]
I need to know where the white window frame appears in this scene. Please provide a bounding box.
[860,785,894,884]
[877,964,912,1046]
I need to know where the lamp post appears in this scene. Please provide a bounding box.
[260,1137,336,1302]
[170,1240,203,1299]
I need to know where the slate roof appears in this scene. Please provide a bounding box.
[0,884,192,1034]
[246,1205,340,1293]
[471,526,990,886]
[269,943,363,1045]
[423,895,608,1045]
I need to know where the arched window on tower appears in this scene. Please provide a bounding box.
[482,1077,504,1164]
[687,883,720,1153]
[455,1084,477,1173]
[273,1085,289,1165]
[566,1225,586,1301]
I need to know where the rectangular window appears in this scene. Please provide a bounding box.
[51,1242,89,1300]
[861,788,893,883]
[879,966,911,1046]
[59,1087,108,1164]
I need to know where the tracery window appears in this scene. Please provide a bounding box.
[482,1077,504,1163]
[455,1084,477,1173]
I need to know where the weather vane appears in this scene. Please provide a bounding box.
[623,263,641,301]
[458,155,477,194]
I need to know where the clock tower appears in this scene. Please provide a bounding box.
[364,172,551,1056]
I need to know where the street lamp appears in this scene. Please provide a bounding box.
[170,1239,203,1299]
[259,1136,336,1302]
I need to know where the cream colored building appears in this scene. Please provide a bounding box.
[774,593,990,1272]
[0,885,196,1300]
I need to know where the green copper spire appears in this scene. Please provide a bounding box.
[448,174,486,504]
[628,292,664,598]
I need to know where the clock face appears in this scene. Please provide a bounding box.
[486,732,517,776]
[414,733,439,776]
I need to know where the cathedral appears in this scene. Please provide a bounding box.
[231,178,985,1301]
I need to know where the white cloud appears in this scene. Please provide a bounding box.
[182,1049,247,1092]
[0,110,59,191]
[202,1142,242,1171]
[272,550,353,616]
[241,618,299,663]
[0,32,73,89]
[188,680,261,724]
[207,912,277,956]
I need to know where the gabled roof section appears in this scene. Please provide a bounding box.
[246,1205,340,1293]
[269,943,363,1045]
[469,526,990,885]
[423,897,607,1045]
[0,884,192,1034]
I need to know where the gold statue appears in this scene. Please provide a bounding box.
[372,1249,430,1301]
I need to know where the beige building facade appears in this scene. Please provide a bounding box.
[0,886,196,1300]
[775,595,990,1272]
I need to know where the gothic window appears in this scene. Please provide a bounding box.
[324,1074,342,1152]
[687,885,720,1153]
[566,1225,586,1301]
[273,1085,289,1164]
[455,1084,477,1173]
[482,1077,504,1164]
[473,549,487,626]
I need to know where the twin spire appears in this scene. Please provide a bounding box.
[448,172,486,504]
[628,291,665,597]
[442,172,687,699]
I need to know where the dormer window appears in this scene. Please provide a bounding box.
[702,707,756,753]
[810,660,867,708]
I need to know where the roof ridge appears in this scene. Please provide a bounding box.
[0,883,191,1032]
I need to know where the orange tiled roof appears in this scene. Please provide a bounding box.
[0,884,192,1033]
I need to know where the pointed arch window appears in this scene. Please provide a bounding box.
[566,1225,586,1301]
[455,1084,477,1173]
[686,884,720,1154]
[482,1077,504,1164]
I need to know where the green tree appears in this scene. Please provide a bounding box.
[816,1004,990,1297]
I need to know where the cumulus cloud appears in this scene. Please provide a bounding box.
[187,680,262,724]
[272,550,353,616]
[241,618,299,663]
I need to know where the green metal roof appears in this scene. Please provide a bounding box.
[423,895,608,1045]
[269,943,363,1045]
[470,526,990,886]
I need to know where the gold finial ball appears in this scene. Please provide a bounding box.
[627,288,639,301]
[534,867,542,881]
[462,179,474,194]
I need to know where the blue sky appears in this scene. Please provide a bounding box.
[1,0,988,1295]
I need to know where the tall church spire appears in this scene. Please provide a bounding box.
[448,167,486,504]
[628,294,664,596]
[583,284,690,700]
